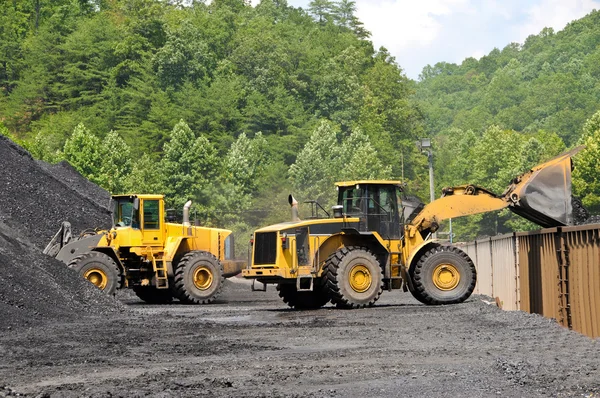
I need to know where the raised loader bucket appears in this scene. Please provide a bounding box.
[502,146,584,228]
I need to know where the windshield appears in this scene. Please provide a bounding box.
[112,198,139,228]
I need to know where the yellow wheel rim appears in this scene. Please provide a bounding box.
[83,268,108,290]
[349,264,372,293]
[432,264,460,291]
[193,266,213,290]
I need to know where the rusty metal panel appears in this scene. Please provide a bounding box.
[562,224,600,338]
[490,234,519,311]
[474,238,493,296]
[516,228,561,323]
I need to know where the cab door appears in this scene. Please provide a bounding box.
[141,199,164,246]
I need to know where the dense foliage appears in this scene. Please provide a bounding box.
[415,11,600,146]
[1,1,599,245]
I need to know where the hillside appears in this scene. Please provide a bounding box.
[1,1,599,241]
[415,10,600,146]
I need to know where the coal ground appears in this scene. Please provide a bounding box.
[0,279,599,398]
[1,135,599,397]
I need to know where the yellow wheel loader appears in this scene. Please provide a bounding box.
[243,148,583,309]
[45,195,244,304]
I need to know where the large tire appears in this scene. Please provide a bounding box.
[277,279,330,310]
[407,280,429,305]
[172,251,224,304]
[325,246,383,309]
[411,245,476,305]
[68,251,121,295]
[133,286,174,304]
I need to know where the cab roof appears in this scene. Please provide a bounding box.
[335,180,403,187]
[111,194,164,200]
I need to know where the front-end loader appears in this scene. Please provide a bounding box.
[45,194,244,304]
[242,148,583,309]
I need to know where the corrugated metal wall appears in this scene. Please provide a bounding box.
[474,238,493,296]
[561,225,600,338]
[491,235,519,311]
[461,225,600,338]
[516,228,562,322]
[457,234,519,310]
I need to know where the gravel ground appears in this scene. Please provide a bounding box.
[0,279,598,398]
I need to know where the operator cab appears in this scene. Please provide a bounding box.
[336,181,403,239]
[111,194,165,246]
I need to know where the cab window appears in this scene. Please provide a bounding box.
[143,200,160,230]
[113,198,139,228]
[340,186,364,215]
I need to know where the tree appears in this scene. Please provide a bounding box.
[308,0,334,23]
[225,132,268,195]
[289,120,340,205]
[97,130,133,194]
[338,127,391,181]
[289,121,389,208]
[573,110,600,213]
[160,120,220,212]
[63,123,103,184]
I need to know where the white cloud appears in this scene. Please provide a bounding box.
[356,0,470,52]
[470,50,485,60]
[518,0,599,42]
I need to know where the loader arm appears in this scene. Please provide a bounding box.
[411,186,508,232]
[411,146,585,232]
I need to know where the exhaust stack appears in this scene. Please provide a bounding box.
[288,195,300,222]
[183,200,193,234]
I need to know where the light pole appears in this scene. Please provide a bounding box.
[417,138,436,238]
[417,138,435,204]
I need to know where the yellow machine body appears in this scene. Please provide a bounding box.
[243,148,583,308]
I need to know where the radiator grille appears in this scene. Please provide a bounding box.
[253,232,277,265]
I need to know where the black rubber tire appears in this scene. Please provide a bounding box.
[133,286,174,304]
[276,279,330,310]
[172,251,224,304]
[68,251,121,295]
[325,246,383,309]
[407,280,429,304]
[411,245,476,305]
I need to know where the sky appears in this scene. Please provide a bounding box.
[255,0,600,80]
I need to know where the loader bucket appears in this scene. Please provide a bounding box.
[503,147,583,228]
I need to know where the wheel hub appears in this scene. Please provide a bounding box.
[349,264,372,293]
[432,263,460,291]
[193,266,213,290]
[83,268,108,290]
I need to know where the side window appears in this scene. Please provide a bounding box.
[342,187,363,214]
[143,200,160,230]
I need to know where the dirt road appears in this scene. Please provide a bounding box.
[1,278,598,398]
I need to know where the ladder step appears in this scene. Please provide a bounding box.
[151,255,169,289]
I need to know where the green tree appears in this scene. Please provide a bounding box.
[573,110,600,213]
[97,130,133,194]
[63,123,103,183]
[308,0,334,23]
[289,120,340,204]
[160,120,220,212]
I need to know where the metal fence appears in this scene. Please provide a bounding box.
[457,224,600,338]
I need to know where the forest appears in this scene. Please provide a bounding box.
[1,0,600,247]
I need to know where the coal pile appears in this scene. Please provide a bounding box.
[0,135,123,329]
[0,135,111,248]
[36,159,111,211]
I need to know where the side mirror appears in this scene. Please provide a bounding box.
[133,198,140,210]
